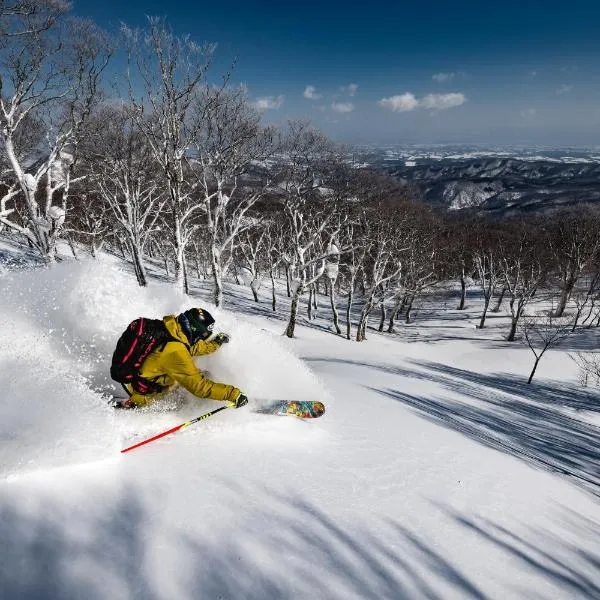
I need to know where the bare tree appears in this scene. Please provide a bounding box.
[397,209,438,325]
[498,220,547,341]
[64,190,112,257]
[259,216,288,312]
[473,226,502,329]
[442,214,476,310]
[0,0,69,41]
[545,209,600,317]
[522,312,572,384]
[570,351,600,388]
[571,265,600,331]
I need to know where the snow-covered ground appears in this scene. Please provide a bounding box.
[1,240,600,599]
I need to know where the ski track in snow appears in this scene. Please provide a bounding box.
[1,244,599,599]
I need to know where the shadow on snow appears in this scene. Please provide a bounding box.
[366,360,600,496]
[1,479,599,599]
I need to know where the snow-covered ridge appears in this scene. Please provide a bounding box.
[358,144,600,165]
[361,148,600,214]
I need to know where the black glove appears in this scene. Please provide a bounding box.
[214,332,230,345]
[231,393,248,409]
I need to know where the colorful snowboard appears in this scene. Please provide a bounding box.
[255,400,325,419]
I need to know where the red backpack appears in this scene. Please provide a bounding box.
[110,317,177,395]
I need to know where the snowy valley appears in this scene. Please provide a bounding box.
[357,146,600,216]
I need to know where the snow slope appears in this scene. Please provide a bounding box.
[1,248,600,599]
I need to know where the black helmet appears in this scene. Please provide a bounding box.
[178,308,215,344]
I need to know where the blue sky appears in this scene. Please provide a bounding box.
[73,0,600,147]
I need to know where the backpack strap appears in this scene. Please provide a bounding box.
[114,318,143,371]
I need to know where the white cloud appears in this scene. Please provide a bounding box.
[251,95,285,110]
[379,92,466,112]
[556,84,573,95]
[379,93,419,112]
[520,108,537,117]
[303,85,321,99]
[341,83,358,96]
[432,72,455,82]
[432,72,466,82]
[331,102,354,113]
[420,93,466,110]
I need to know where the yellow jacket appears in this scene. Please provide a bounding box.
[127,315,240,407]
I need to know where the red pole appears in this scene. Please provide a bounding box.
[121,404,231,453]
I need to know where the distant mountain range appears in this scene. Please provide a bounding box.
[357,146,600,216]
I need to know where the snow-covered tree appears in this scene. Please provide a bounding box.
[261,216,288,312]
[237,226,267,302]
[123,17,216,293]
[390,206,439,327]
[354,207,402,342]
[275,121,345,338]
[325,239,341,334]
[0,12,111,261]
[82,105,166,286]
[190,85,276,306]
[339,218,367,340]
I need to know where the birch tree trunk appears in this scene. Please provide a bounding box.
[405,294,416,324]
[378,303,386,332]
[507,307,522,342]
[329,278,341,334]
[388,297,402,333]
[173,210,187,293]
[271,271,277,312]
[211,255,224,308]
[555,277,575,317]
[346,286,354,340]
[491,287,507,312]
[458,269,467,310]
[285,289,301,338]
[130,241,148,287]
[479,292,492,329]
[356,302,372,342]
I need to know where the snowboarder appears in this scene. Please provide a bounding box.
[110,307,248,410]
